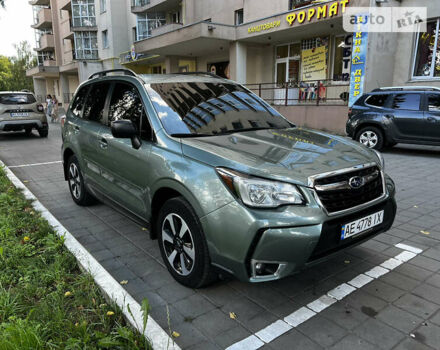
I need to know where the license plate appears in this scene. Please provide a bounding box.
[10,112,29,118]
[341,210,384,240]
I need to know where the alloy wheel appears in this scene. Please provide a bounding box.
[359,131,378,148]
[69,163,82,200]
[161,213,195,276]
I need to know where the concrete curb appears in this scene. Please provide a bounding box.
[1,160,180,350]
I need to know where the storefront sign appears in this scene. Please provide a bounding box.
[301,46,327,81]
[349,14,369,107]
[286,0,350,26]
[248,20,281,34]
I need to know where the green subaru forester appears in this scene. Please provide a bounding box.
[62,69,396,288]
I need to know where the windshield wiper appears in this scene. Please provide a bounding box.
[217,127,273,135]
[170,133,213,138]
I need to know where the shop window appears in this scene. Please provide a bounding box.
[289,43,300,58]
[333,35,352,81]
[276,45,289,59]
[413,19,440,78]
[392,93,421,111]
[235,9,244,25]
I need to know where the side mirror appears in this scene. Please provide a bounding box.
[111,120,142,150]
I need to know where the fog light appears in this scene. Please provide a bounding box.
[252,260,284,278]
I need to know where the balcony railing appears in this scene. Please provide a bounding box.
[245,79,350,106]
[37,34,55,51]
[132,0,150,6]
[150,22,183,36]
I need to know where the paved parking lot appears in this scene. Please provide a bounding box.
[1,124,440,350]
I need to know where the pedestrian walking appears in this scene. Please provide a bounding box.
[46,95,53,123]
[52,96,59,123]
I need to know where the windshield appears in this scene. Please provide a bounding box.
[0,93,36,105]
[146,82,292,137]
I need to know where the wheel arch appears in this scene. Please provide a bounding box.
[354,122,390,142]
[63,147,75,180]
[149,181,204,240]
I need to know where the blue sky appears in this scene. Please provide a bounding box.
[0,0,34,57]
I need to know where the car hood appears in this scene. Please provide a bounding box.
[180,128,379,187]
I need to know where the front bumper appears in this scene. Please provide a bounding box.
[0,119,48,131]
[201,175,396,282]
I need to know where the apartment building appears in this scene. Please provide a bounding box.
[125,0,440,132]
[27,0,134,107]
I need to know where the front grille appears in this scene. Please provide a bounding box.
[314,165,384,214]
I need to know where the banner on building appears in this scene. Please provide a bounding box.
[348,13,369,107]
[301,46,327,81]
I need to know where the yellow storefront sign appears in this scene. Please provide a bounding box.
[286,0,350,26]
[248,20,281,34]
[301,46,327,81]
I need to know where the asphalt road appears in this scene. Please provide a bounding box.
[1,124,440,350]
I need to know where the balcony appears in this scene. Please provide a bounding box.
[71,16,97,30]
[31,8,52,30]
[43,59,57,67]
[28,0,50,5]
[150,22,183,37]
[36,34,55,51]
[26,64,59,78]
[131,0,179,14]
[61,18,74,39]
[60,0,71,11]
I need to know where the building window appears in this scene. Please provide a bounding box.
[235,9,244,25]
[100,0,106,13]
[413,19,440,79]
[132,0,150,6]
[288,0,312,11]
[132,26,137,42]
[74,31,98,59]
[136,13,166,40]
[102,30,109,48]
[72,0,96,27]
[172,11,181,24]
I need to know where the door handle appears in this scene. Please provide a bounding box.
[73,125,80,134]
[427,116,436,122]
[99,138,108,149]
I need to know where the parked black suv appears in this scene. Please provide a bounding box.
[346,87,440,150]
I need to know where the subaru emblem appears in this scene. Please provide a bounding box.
[349,176,365,189]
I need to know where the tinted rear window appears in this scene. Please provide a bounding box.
[0,94,36,105]
[428,94,440,112]
[146,82,291,136]
[365,94,388,107]
[392,93,421,111]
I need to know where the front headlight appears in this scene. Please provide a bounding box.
[216,168,306,208]
[373,149,385,170]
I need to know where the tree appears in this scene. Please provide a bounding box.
[0,56,12,91]
[0,1,4,8]
[8,41,35,92]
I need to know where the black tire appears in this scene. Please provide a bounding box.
[38,129,48,138]
[24,128,33,136]
[356,126,384,150]
[67,155,96,206]
[157,197,215,288]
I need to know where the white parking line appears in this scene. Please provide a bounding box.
[8,160,62,168]
[226,242,423,350]
[0,160,180,350]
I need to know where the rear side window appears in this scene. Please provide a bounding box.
[365,94,388,107]
[108,83,152,140]
[70,86,89,118]
[392,93,421,111]
[428,94,440,112]
[83,82,111,123]
[0,93,36,105]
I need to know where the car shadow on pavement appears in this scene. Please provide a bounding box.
[383,145,440,158]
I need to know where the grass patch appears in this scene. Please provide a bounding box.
[0,166,151,349]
